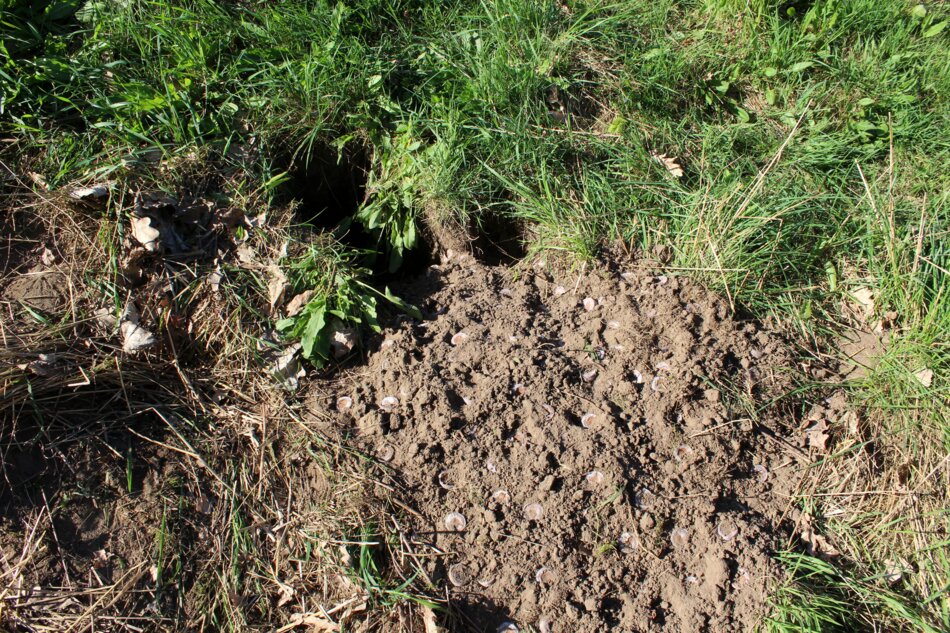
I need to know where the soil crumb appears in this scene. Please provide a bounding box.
[316,255,804,632]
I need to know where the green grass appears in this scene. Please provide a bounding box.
[2,0,948,630]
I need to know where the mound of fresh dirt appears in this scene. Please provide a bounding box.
[318,254,804,632]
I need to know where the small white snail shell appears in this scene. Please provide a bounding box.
[535,566,556,584]
[379,396,399,412]
[670,527,689,548]
[580,413,596,429]
[673,444,694,462]
[448,563,470,587]
[451,331,469,346]
[523,503,544,521]
[491,489,510,504]
[444,512,467,531]
[635,488,656,510]
[753,464,769,483]
[618,531,639,553]
[438,470,456,490]
[336,396,353,411]
[583,297,596,311]
[377,445,395,462]
[717,521,739,542]
[585,470,605,486]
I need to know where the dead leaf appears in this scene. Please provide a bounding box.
[286,290,315,317]
[267,265,288,311]
[850,287,875,320]
[70,183,110,202]
[120,302,157,353]
[914,368,933,388]
[422,605,442,633]
[270,344,305,390]
[799,513,840,559]
[651,151,684,178]
[276,581,295,607]
[330,325,357,359]
[236,243,257,266]
[804,419,829,452]
[278,613,339,633]
[130,216,161,252]
[40,248,57,266]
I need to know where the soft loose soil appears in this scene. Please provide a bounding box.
[318,254,804,632]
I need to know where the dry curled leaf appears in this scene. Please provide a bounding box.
[422,605,443,633]
[267,265,288,311]
[270,344,305,390]
[279,612,339,632]
[276,581,295,607]
[804,419,830,452]
[651,151,684,178]
[914,368,933,388]
[799,513,839,559]
[130,216,161,252]
[850,287,875,320]
[286,290,315,317]
[70,183,110,202]
[120,302,157,353]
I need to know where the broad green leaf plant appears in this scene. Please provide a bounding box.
[276,244,419,366]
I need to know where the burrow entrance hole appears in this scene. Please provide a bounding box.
[279,144,433,278]
[279,143,526,275]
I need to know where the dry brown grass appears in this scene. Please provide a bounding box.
[0,164,440,632]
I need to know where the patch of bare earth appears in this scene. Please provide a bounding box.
[312,254,808,632]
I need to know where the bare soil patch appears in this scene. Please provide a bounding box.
[316,254,806,632]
